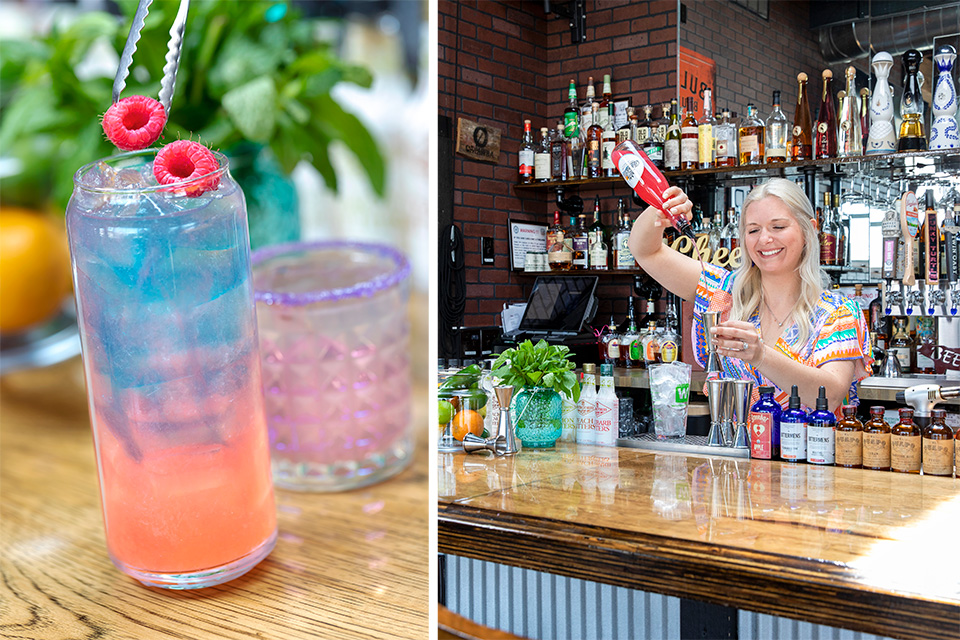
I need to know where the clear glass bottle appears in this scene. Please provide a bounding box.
[550,122,568,181]
[594,363,619,447]
[862,406,891,471]
[602,102,618,177]
[921,408,955,477]
[889,317,913,374]
[601,315,621,366]
[614,198,634,270]
[738,103,764,165]
[720,206,739,251]
[819,192,839,266]
[598,74,612,129]
[764,90,789,163]
[680,96,699,170]
[589,226,609,271]
[664,98,681,170]
[534,126,551,182]
[891,407,921,474]
[518,119,535,184]
[835,405,863,469]
[659,300,680,363]
[547,232,572,271]
[707,213,722,253]
[618,106,634,146]
[580,77,595,131]
[622,298,642,368]
[571,212,589,270]
[636,105,653,147]
[698,89,716,169]
[714,109,737,167]
[791,72,813,161]
[649,102,671,170]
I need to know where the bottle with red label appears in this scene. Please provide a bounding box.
[518,119,535,183]
[594,363,619,447]
[748,385,781,460]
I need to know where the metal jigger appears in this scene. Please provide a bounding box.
[703,311,724,378]
[706,377,730,447]
[730,379,754,449]
[463,385,520,456]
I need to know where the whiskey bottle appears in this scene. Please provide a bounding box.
[698,89,716,169]
[838,66,862,157]
[737,103,764,165]
[815,69,838,159]
[921,409,955,477]
[714,109,738,167]
[571,213,590,270]
[618,106,634,145]
[819,192,838,265]
[563,79,580,140]
[588,196,608,270]
[534,127,551,182]
[680,96,699,170]
[835,405,863,469]
[546,210,564,252]
[791,72,813,161]
[636,105,653,146]
[764,90,789,163]
[518,119,535,184]
[598,74,612,130]
[586,103,603,178]
[641,320,661,367]
[891,407,921,474]
[547,234,573,271]
[659,299,680,363]
[898,50,927,151]
[889,317,913,374]
[601,315,621,365]
[664,99,681,170]
[862,406,891,471]
[580,77,595,131]
[602,103,618,177]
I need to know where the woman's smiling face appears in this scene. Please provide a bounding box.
[742,196,806,275]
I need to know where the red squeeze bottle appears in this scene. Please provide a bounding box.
[612,140,695,240]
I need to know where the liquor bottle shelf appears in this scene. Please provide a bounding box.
[513,148,960,192]
[511,268,644,276]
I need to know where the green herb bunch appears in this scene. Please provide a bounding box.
[491,339,580,402]
[0,0,384,212]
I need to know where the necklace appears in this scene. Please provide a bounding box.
[762,296,787,328]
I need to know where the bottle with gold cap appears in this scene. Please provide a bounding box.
[791,72,813,160]
[838,66,862,157]
[815,69,838,158]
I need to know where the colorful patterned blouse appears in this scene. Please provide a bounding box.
[692,263,874,412]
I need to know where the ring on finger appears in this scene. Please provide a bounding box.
[740,339,747,351]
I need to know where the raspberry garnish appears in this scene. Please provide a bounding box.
[101,95,167,151]
[153,140,221,196]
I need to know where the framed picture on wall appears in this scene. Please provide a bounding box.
[508,220,547,270]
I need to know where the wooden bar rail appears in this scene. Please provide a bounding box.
[438,444,960,640]
[1,357,429,640]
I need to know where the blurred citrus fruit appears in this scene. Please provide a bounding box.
[0,207,72,334]
[438,400,455,425]
[451,409,484,441]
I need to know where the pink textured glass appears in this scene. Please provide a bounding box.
[252,241,412,491]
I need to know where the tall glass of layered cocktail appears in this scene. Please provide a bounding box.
[66,149,277,589]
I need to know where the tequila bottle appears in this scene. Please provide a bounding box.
[791,72,813,160]
[898,49,927,151]
[838,66,862,157]
[815,69,838,159]
[867,52,897,154]
[764,90,789,163]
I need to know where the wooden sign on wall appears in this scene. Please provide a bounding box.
[456,118,501,164]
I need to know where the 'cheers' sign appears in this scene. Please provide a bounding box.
[667,234,743,269]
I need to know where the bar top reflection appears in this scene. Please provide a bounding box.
[438,443,960,640]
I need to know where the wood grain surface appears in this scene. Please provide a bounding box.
[438,444,960,640]
[1,352,429,639]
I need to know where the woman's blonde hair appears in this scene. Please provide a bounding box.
[730,178,827,346]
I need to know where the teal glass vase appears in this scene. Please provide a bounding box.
[227,143,300,250]
[512,387,562,448]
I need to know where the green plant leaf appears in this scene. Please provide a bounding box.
[221,76,277,143]
[310,95,385,197]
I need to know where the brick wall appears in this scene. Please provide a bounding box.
[441,0,843,332]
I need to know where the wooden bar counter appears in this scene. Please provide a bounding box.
[1,357,429,639]
[438,443,960,640]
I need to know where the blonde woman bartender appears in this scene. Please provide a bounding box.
[628,178,872,412]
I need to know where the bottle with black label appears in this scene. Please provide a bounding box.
[807,386,835,465]
[780,385,808,462]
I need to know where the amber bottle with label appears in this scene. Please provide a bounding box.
[922,409,955,477]
[835,405,863,468]
[891,408,921,474]
[861,406,891,471]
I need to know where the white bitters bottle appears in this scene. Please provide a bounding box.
[594,363,619,447]
[576,363,597,444]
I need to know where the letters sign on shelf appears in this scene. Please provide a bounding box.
[679,46,716,120]
[456,118,502,164]
[917,344,960,374]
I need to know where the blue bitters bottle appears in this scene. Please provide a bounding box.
[780,385,808,462]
